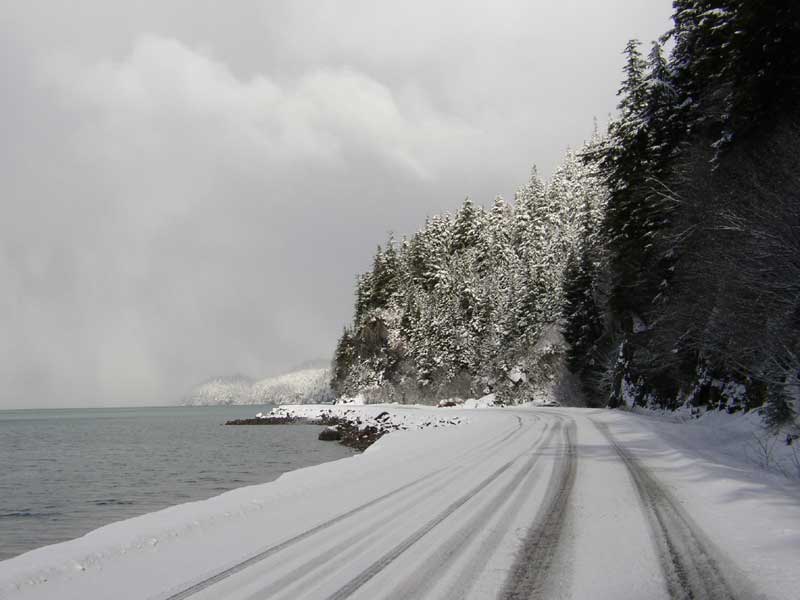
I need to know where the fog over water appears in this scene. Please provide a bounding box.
[1,1,672,408]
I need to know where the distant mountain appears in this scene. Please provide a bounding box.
[183,374,254,406]
[250,368,334,405]
[182,368,334,406]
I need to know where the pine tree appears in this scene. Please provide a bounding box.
[353,273,372,324]
[512,166,546,254]
[609,39,650,186]
[642,41,680,175]
[562,248,604,399]
[763,384,795,430]
[331,327,356,395]
[669,1,800,153]
[451,198,481,254]
[368,240,399,310]
[723,1,800,141]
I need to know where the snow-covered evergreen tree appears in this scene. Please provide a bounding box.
[334,1,799,424]
[333,146,605,404]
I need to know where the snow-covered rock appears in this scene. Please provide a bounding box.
[507,366,527,384]
[335,394,366,405]
[462,394,499,409]
[270,404,467,433]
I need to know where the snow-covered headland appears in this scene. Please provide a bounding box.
[1,402,799,600]
[183,368,334,406]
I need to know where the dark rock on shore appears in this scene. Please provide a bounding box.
[337,423,387,451]
[313,417,390,450]
[318,426,341,441]
[225,410,395,451]
[225,416,295,425]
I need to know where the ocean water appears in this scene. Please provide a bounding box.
[0,405,355,561]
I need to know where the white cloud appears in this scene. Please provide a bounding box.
[0,2,674,407]
[45,34,474,180]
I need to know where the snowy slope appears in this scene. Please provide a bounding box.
[1,406,798,599]
[183,375,254,406]
[249,368,334,405]
[183,369,333,406]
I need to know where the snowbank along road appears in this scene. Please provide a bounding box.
[1,406,798,599]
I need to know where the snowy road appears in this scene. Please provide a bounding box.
[1,407,798,599]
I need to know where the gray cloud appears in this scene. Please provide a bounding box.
[0,1,672,408]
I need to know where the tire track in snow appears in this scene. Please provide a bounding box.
[242,427,544,600]
[324,416,550,600]
[500,416,577,600]
[381,419,564,600]
[162,466,457,600]
[324,464,514,600]
[444,417,569,599]
[590,419,753,600]
[245,475,459,600]
[163,412,529,600]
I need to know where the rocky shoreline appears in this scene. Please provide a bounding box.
[224,411,399,451]
[226,404,467,451]
[225,416,296,425]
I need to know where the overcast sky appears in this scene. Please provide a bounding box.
[0,1,673,408]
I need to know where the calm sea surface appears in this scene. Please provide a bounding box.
[0,405,355,561]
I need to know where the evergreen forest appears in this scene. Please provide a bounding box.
[331,0,800,426]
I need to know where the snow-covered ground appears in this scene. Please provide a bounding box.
[269,403,469,431]
[1,405,798,599]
